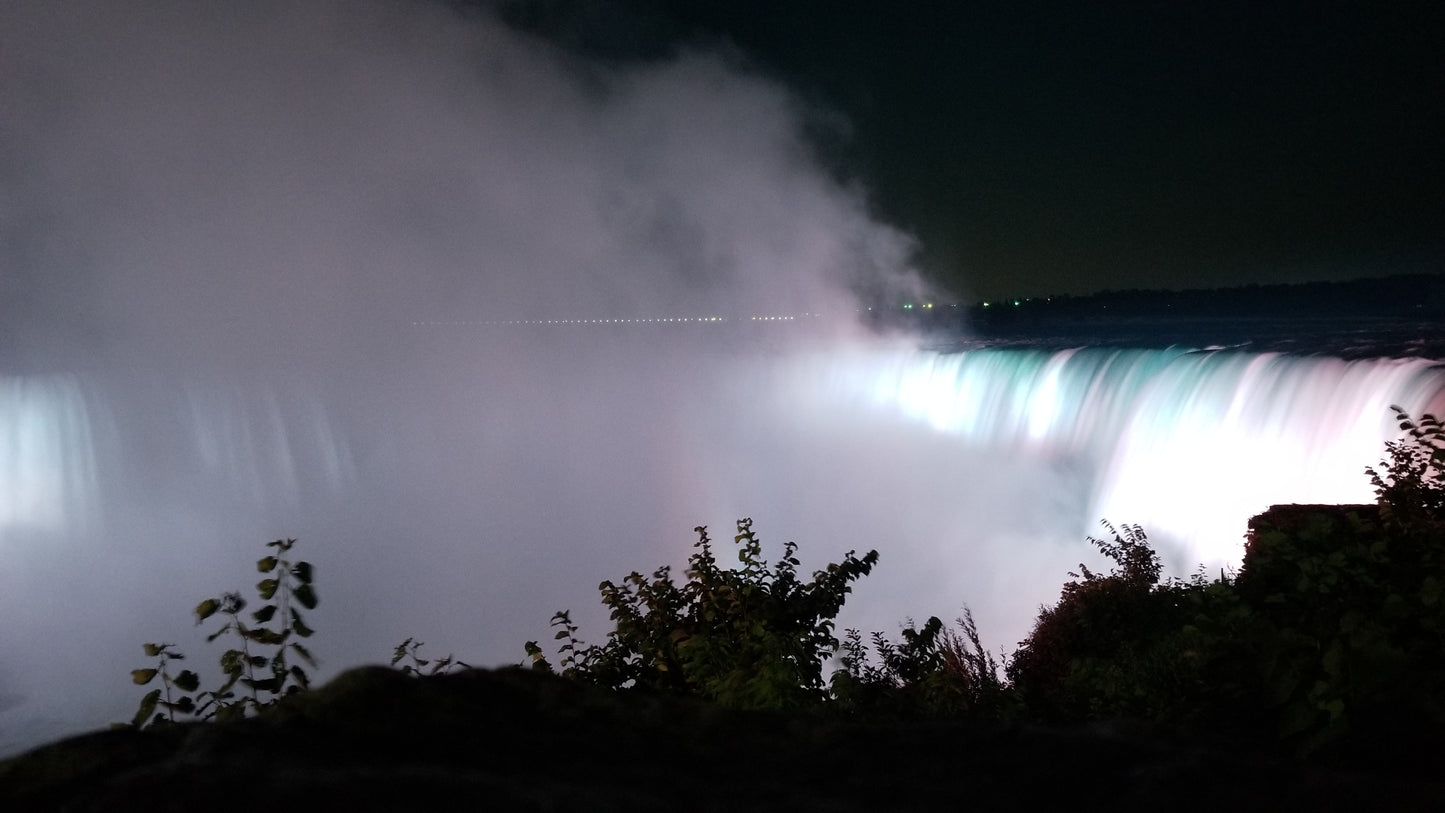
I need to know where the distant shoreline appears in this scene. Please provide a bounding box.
[881,274,1445,358]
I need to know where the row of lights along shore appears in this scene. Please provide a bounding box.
[414,304,962,327]
[413,314,822,326]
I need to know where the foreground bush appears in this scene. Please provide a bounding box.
[1198,409,1445,756]
[129,538,318,727]
[1002,408,1445,758]
[114,409,1445,764]
[1236,511,1445,754]
[1004,522,1221,725]
[830,610,1011,720]
[526,518,878,709]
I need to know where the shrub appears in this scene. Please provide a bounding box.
[391,638,470,677]
[1006,522,1214,723]
[1368,406,1445,531]
[130,538,318,727]
[1211,410,1445,757]
[998,410,1445,754]
[1231,407,1445,757]
[526,518,878,710]
[830,609,1010,719]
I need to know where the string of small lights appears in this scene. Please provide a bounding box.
[411,313,825,326]
[411,304,958,327]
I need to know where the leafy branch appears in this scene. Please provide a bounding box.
[129,539,318,727]
[391,638,470,677]
[526,518,879,710]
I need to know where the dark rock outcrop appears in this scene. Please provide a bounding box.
[4,665,1444,811]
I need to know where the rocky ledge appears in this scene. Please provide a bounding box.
[2,665,1442,811]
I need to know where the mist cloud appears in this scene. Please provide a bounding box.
[1,0,961,753]
[1,0,923,374]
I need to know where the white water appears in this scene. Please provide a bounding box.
[3,338,1442,755]
[838,345,1445,568]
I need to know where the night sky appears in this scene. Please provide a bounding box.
[498,0,1445,301]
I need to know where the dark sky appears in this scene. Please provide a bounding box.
[497,0,1444,301]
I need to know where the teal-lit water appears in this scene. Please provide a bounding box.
[2,337,1443,756]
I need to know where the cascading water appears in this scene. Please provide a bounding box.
[7,342,1444,609]
[822,345,1445,568]
[0,374,355,543]
[0,376,98,536]
[2,336,1444,755]
[7,342,1445,563]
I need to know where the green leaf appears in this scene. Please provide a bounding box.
[195,598,220,623]
[131,668,159,685]
[220,649,245,674]
[173,670,201,692]
[165,696,196,715]
[143,643,166,657]
[289,641,317,667]
[247,628,286,646]
[291,609,314,637]
[291,561,314,584]
[257,555,279,573]
[214,703,245,722]
[257,578,279,600]
[132,688,161,727]
[217,671,242,693]
[251,604,279,624]
[294,583,318,610]
[391,638,414,666]
[243,677,280,695]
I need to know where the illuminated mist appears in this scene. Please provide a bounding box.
[2,1,1443,756]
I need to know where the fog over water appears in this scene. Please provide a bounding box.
[3,1,1443,756]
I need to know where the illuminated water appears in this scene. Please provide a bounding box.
[2,336,1443,755]
[783,344,1445,565]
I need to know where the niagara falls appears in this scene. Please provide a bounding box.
[2,0,1442,782]
[6,326,1444,755]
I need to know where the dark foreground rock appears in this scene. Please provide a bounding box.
[2,666,1442,811]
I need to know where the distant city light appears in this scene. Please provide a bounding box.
[411,313,836,327]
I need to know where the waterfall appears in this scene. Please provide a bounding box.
[2,339,1443,756]
[0,376,97,536]
[0,374,355,546]
[5,342,1444,572]
[5,342,1443,576]
[836,346,1445,566]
